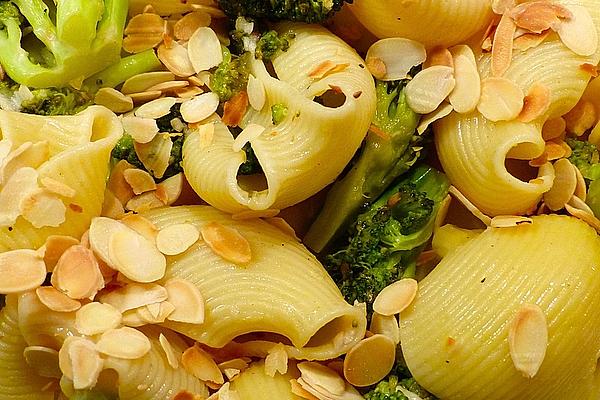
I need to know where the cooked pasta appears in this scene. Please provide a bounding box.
[229,361,303,399]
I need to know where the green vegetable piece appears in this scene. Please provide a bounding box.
[271,103,288,125]
[587,179,600,218]
[210,50,250,101]
[0,0,128,88]
[20,87,92,115]
[216,0,348,23]
[567,137,600,181]
[305,80,421,252]
[255,30,295,60]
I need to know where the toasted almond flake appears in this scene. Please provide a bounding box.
[190,4,226,17]
[509,1,571,34]
[108,228,166,283]
[192,122,215,150]
[20,189,67,228]
[155,173,184,206]
[517,82,551,122]
[88,216,131,265]
[491,13,516,77]
[130,90,163,104]
[1,141,49,184]
[36,286,81,312]
[513,31,550,51]
[122,72,176,94]
[126,191,166,212]
[568,195,593,215]
[159,333,179,368]
[581,63,599,77]
[75,302,122,336]
[101,189,126,220]
[405,66,456,114]
[182,345,224,384]
[135,97,177,119]
[174,11,212,41]
[370,312,401,346]
[508,303,547,378]
[448,45,480,114]
[222,91,249,127]
[574,164,587,201]
[201,221,252,264]
[564,100,596,136]
[68,338,103,390]
[134,133,173,179]
[490,215,533,227]
[146,80,190,93]
[51,245,104,299]
[164,278,205,324]
[372,278,418,316]
[231,124,265,153]
[187,27,224,73]
[122,116,160,144]
[0,167,40,227]
[23,346,62,379]
[449,186,492,225]
[108,160,136,205]
[94,88,134,113]
[173,391,195,400]
[542,117,566,141]
[264,343,288,377]
[365,38,426,81]
[123,168,157,195]
[121,214,159,242]
[59,336,83,379]
[97,327,151,359]
[544,158,576,211]
[247,74,266,111]
[416,103,454,134]
[492,0,515,14]
[424,47,454,69]
[290,379,320,400]
[125,12,165,35]
[565,202,600,231]
[99,283,168,313]
[297,362,345,396]
[137,300,175,324]
[554,4,597,56]
[156,223,200,256]
[39,176,76,198]
[219,358,251,374]
[477,77,524,121]
[175,86,205,99]
[180,92,219,123]
[43,235,79,271]
[545,141,566,161]
[308,61,349,79]
[343,334,396,387]
[158,40,196,77]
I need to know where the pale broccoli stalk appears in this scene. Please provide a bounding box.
[0,0,128,88]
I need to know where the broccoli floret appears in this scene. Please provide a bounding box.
[20,87,91,115]
[271,103,288,125]
[567,137,600,181]
[365,358,437,400]
[255,30,295,61]
[217,0,349,23]
[210,49,250,101]
[0,0,128,88]
[305,78,423,252]
[238,142,262,175]
[325,165,449,313]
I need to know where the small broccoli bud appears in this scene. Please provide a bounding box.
[567,137,600,181]
[210,51,250,102]
[217,0,350,23]
[255,31,296,61]
[0,1,23,30]
[20,87,92,116]
[271,103,288,125]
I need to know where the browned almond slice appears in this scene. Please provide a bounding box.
[201,221,252,264]
[573,164,587,201]
[509,1,571,34]
[370,313,400,345]
[449,186,492,225]
[290,379,320,400]
[158,41,196,77]
[222,91,249,127]
[75,302,122,336]
[121,214,159,242]
[491,13,516,77]
[188,27,223,73]
[365,38,427,81]
[448,45,480,114]
[156,223,200,255]
[164,278,205,324]
[544,158,576,211]
[101,189,125,220]
[126,191,167,212]
[0,249,46,293]
[565,202,600,231]
[231,124,265,153]
[513,31,550,52]
[372,278,418,316]
[0,167,39,227]
[308,61,349,79]
[125,12,165,36]
[156,173,184,206]
[218,358,251,373]
[130,90,163,104]
[477,77,524,121]
[343,334,396,387]
[424,47,454,69]
[517,82,551,122]
[508,303,547,378]
[88,216,131,265]
[175,86,205,99]
[20,189,67,228]
[264,343,288,377]
[123,33,164,53]
[545,141,566,161]
[146,80,190,93]
[36,286,81,312]
[563,100,596,136]
[123,168,157,195]
[297,361,345,396]
[122,72,176,94]
[405,66,455,114]
[23,346,62,379]
[94,88,134,113]
[247,74,266,111]
[416,103,454,134]
[135,97,177,119]
[490,215,533,227]
[43,235,79,271]
[541,117,566,141]
[122,116,159,144]
[180,92,220,123]
[174,11,212,41]
[136,300,175,324]
[134,134,173,179]
[159,333,179,368]
[62,337,103,390]
[97,327,151,359]
[40,176,76,198]
[108,228,166,283]
[99,283,168,312]
[553,4,597,56]
[182,345,224,384]
[108,160,136,205]
[1,141,49,184]
[492,0,515,14]
[51,245,104,299]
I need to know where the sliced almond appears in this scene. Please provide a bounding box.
[424,47,453,69]
[97,327,151,359]
[365,38,427,81]
[491,13,516,77]
[0,167,39,227]
[492,0,515,14]
[23,346,62,379]
[108,228,166,283]
[40,176,76,198]
[508,303,548,378]
[187,27,224,73]
[121,214,159,242]
[164,278,205,324]
[94,88,134,113]
[99,283,168,313]
[509,1,571,34]
[88,217,131,265]
[544,158,576,211]
[136,300,175,324]
[180,92,220,123]
[126,191,167,212]
[123,168,157,195]
[135,97,177,119]
[108,160,136,205]
[308,61,349,80]
[134,134,173,179]
[297,362,345,396]
[158,40,196,77]
[490,215,533,227]
[175,85,205,99]
[35,286,81,312]
[68,338,103,390]
[51,245,104,299]
[182,345,224,384]
[75,302,122,336]
[573,164,587,201]
[147,80,190,93]
[544,141,566,160]
[200,221,252,264]
[405,66,456,114]
[124,12,165,49]
[156,173,184,205]
[1,141,48,184]
[416,103,454,134]
[101,189,126,220]
[565,202,600,231]
[372,278,418,316]
[222,91,249,127]
[448,45,480,114]
[156,223,200,255]
[477,77,524,121]
[370,313,400,345]
[343,334,396,387]
[517,82,551,122]
[563,100,596,136]
[290,379,320,400]
[513,31,550,51]
[231,124,265,153]
[264,343,288,377]
[247,75,266,111]
[159,333,179,368]
[130,90,163,104]
[174,11,212,41]
[122,72,176,94]
[449,186,492,226]
[20,189,67,228]
[123,33,164,54]
[554,4,597,56]
[43,235,79,271]
[542,117,566,141]
[122,116,160,144]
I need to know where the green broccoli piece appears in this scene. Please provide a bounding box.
[305,79,422,252]
[210,49,250,102]
[20,87,91,115]
[567,137,600,181]
[217,0,349,23]
[365,357,437,400]
[325,165,449,313]
[238,142,262,175]
[0,0,128,88]
[271,103,288,125]
[255,30,295,61]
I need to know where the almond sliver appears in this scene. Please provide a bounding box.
[180,92,220,123]
[108,228,166,283]
[405,66,456,114]
[297,362,345,396]
[75,302,122,336]
[156,223,200,255]
[491,13,516,77]
[174,11,212,41]
[123,168,157,195]
[164,278,205,324]
[134,134,173,179]
[448,45,481,114]
[365,38,427,81]
[35,286,81,312]
[40,176,76,198]
[98,282,168,313]
[20,189,67,228]
[181,345,224,384]
[122,116,160,144]
[372,278,418,316]
[158,41,196,77]
[200,221,252,264]
[51,245,104,300]
[508,303,548,378]
[122,72,176,94]
[517,82,551,122]
[416,103,454,134]
[554,5,598,56]
[97,327,151,359]
[187,27,223,73]
[0,249,46,293]
[159,333,180,369]
[544,158,576,211]
[477,77,524,121]
[43,235,79,270]
[247,74,266,111]
[135,97,177,119]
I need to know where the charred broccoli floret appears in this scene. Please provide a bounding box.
[20,87,91,115]
[217,0,349,23]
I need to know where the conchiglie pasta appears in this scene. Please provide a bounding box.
[0,106,121,250]
[141,206,367,360]
[400,215,600,400]
[230,361,303,399]
[348,0,494,48]
[183,23,376,213]
[435,0,600,216]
